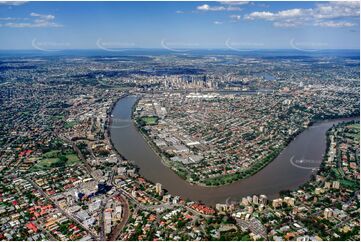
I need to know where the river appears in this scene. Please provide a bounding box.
[110,95,356,205]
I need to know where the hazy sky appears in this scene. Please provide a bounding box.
[0,1,359,50]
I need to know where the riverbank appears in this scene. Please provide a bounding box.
[131,95,357,187]
[106,93,167,188]
[109,95,358,205]
[106,93,129,162]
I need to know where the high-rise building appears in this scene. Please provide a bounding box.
[162,194,171,203]
[324,182,331,189]
[247,206,254,214]
[332,181,340,189]
[241,197,249,206]
[272,198,283,208]
[155,183,162,195]
[259,195,268,205]
[173,196,180,204]
[324,208,333,218]
[247,196,252,204]
[284,197,295,206]
[258,204,265,212]
[252,195,259,205]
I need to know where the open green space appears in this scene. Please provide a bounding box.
[137,116,159,126]
[142,116,158,125]
[64,120,78,129]
[51,115,64,121]
[331,168,343,179]
[30,149,80,171]
[340,179,359,190]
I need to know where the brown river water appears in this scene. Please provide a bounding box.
[110,95,356,205]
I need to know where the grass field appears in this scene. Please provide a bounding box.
[340,179,359,189]
[66,154,80,164]
[64,120,78,129]
[43,150,61,158]
[31,149,80,171]
[51,115,64,121]
[141,116,158,125]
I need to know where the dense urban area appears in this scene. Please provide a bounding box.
[0,51,359,241]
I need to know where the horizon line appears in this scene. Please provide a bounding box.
[0,48,360,51]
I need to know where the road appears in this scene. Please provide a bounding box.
[25,177,99,240]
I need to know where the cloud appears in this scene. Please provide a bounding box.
[197,4,242,12]
[314,21,355,27]
[313,1,360,19]
[0,12,62,28]
[0,17,25,21]
[213,21,223,25]
[197,4,225,11]
[244,1,359,28]
[219,1,249,5]
[273,22,299,28]
[245,11,272,20]
[30,12,55,21]
[3,21,61,28]
[177,3,244,14]
[230,15,241,21]
[245,9,311,21]
[0,1,27,5]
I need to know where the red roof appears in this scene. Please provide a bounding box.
[26,222,38,233]
[19,150,33,157]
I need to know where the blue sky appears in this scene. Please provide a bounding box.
[0,1,359,50]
